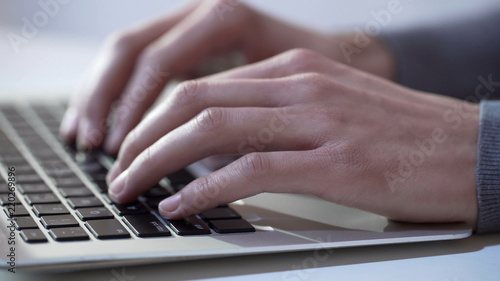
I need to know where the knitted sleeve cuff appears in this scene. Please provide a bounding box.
[476,100,500,233]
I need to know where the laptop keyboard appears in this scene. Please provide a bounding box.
[0,103,254,244]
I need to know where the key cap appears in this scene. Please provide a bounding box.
[52,177,85,187]
[45,167,75,178]
[67,197,103,209]
[41,214,79,229]
[16,174,43,184]
[14,216,39,229]
[0,194,20,205]
[165,216,211,235]
[209,219,255,234]
[123,214,171,237]
[3,204,29,217]
[85,219,130,239]
[0,184,10,193]
[25,193,60,205]
[111,202,149,216]
[20,229,48,243]
[59,187,94,198]
[18,183,52,194]
[144,197,163,209]
[143,185,171,197]
[10,164,35,175]
[93,180,108,193]
[49,227,89,241]
[199,207,242,220]
[166,169,195,185]
[75,207,113,221]
[33,203,69,216]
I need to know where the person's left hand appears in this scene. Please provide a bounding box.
[107,48,479,226]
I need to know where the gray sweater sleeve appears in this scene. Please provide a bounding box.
[378,10,500,233]
[477,101,500,234]
[379,8,500,100]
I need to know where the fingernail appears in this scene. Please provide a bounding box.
[108,170,129,202]
[106,162,121,184]
[159,194,182,214]
[59,109,78,140]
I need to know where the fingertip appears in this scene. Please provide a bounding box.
[59,109,78,141]
[159,193,183,218]
[106,162,121,184]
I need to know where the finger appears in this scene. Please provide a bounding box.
[59,1,199,149]
[158,150,322,219]
[104,0,255,153]
[108,106,302,203]
[107,78,294,182]
[204,48,428,103]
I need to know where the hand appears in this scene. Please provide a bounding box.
[106,48,479,227]
[59,0,394,154]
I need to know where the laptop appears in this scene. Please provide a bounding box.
[0,101,472,272]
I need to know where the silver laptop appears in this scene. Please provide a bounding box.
[0,101,471,272]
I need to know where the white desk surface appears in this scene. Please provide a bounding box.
[1,17,499,280]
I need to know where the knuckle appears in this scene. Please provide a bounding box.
[194,107,227,132]
[321,140,367,170]
[171,80,204,106]
[293,72,334,98]
[238,153,271,180]
[137,146,156,171]
[283,48,322,73]
[136,46,158,67]
[106,30,137,53]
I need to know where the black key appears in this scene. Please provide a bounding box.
[85,219,130,239]
[93,180,108,193]
[59,187,94,198]
[67,197,103,209]
[45,167,75,178]
[49,227,89,241]
[0,184,10,193]
[165,216,211,235]
[123,214,171,237]
[10,164,35,175]
[166,169,195,184]
[171,183,187,193]
[144,197,163,209]
[18,183,52,194]
[14,216,39,229]
[25,193,60,205]
[41,215,79,228]
[3,204,30,217]
[209,219,255,234]
[15,174,43,184]
[112,202,149,216]
[199,207,242,220]
[20,229,48,243]
[33,204,69,216]
[0,194,20,205]
[143,185,171,197]
[52,177,85,187]
[75,207,113,221]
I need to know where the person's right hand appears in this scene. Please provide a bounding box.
[61,0,385,154]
